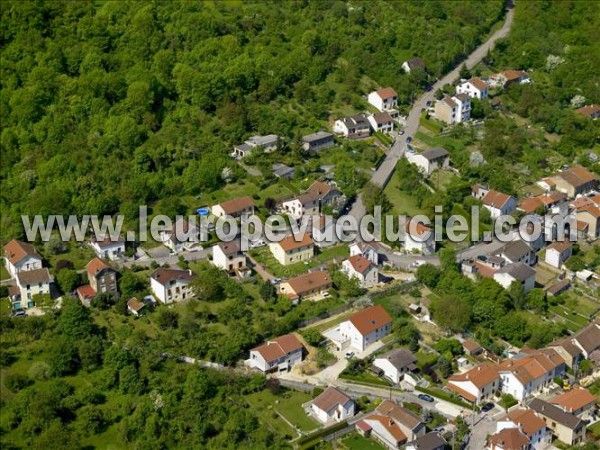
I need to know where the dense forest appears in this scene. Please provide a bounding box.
[0,0,505,240]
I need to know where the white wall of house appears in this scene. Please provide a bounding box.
[448,379,498,404]
[91,242,125,261]
[349,244,379,265]
[150,278,192,304]
[269,243,313,266]
[341,261,378,288]
[212,245,246,272]
[373,359,403,384]
[17,280,50,307]
[339,320,392,352]
[248,348,303,372]
[404,233,435,255]
[5,255,42,278]
[545,248,572,269]
[311,401,355,424]
[493,273,535,293]
[456,81,488,100]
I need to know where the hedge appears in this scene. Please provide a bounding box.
[297,420,349,448]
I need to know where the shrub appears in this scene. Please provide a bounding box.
[4,373,33,391]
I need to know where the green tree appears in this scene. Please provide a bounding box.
[415,264,441,288]
[56,269,81,294]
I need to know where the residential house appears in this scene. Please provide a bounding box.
[127,297,145,316]
[496,351,565,401]
[406,432,446,450]
[3,240,43,278]
[368,112,395,134]
[160,218,199,253]
[282,181,343,220]
[568,320,600,358]
[489,70,529,89]
[519,191,568,215]
[496,409,551,450]
[232,134,279,158]
[211,196,255,219]
[373,349,418,384]
[452,93,472,122]
[550,388,597,417]
[575,205,600,239]
[544,241,573,269]
[461,255,506,280]
[328,305,392,352]
[90,235,125,261]
[211,241,247,274]
[528,398,586,446]
[278,271,332,302]
[433,97,459,125]
[333,114,370,138]
[403,218,435,255]
[15,268,53,309]
[309,387,356,424]
[406,147,450,176]
[488,427,530,450]
[374,400,427,442]
[86,257,118,296]
[269,233,314,266]
[575,104,600,119]
[456,78,488,99]
[481,190,517,219]
[539,166,598,198]
[496,240,536,266]
[248,333,304,373]
[368,88,398,112]
[150,268,194,304]
[349,242,379,265]
[402,58,425,73]
[272,163,295,180]
[493,263,536,293]
[447,363,500,404]
[472,183,489,200]
[76,284,97,307]
[342,255,378,288]
[302,131,335,152]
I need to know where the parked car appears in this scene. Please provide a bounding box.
[418,394,434,402]
[406,136,413,143]
[270,278,282,285]
[345,351,355,359]
[481,403,495,412]
[11,309,26,317]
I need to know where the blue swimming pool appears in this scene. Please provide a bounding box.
[196,207,210,216]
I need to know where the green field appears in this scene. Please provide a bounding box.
[246,389,319,435]
[384,173,426,217]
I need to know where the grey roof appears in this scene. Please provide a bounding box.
[405,57,425,70]
[272,163,295,178]
[546,279,570,296]
[496,262,536,282]
[571,322,600,355]
[17,268,52,284]
[454,93,471,102]
[420,147,449,161]
[370,111,394,125]
[379,349,417,371]
[341,114,369,127]
[408,432,446,450]
[528,399,584,430]
[234,143,252,153]
[247,134,279,147]
[498,240,532,262]
[302,131,333,143]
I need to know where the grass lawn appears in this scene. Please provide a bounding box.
[307,311,355,333]
[0,264,10,280]
[339,372,390,387]
[588,421,600,439]
[342,432,385,450]
[429,170,456,192]
[384,172,425,217]
[250,244,349,278]
[246,388,319,434]
[46,242,97,271]
[548,305,590,332]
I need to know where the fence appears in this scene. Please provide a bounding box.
[296,303,353,329]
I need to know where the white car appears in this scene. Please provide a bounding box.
[345,351,355,359]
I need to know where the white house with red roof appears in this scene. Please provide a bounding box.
[447,363,501,404]
[309,387,355,424]
[456,78,488,99]
[481,189,517,219]
[150,268,195,304]
[349,242,379,265]
[248,333,304,373]
[3,240,43,278]
[325,305,392,352]
[496,409,551,450]
[368,88,398,112]
[342,255,378,288]
[403,218,435,255]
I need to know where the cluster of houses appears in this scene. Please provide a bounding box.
[462,165,599,295]
[431,70,529,126]
[447,320,600,448]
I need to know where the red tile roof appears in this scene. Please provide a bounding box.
[311,387,352,412]
[277,233,313,252]
[86,257,111,277]
[4,240,40,265]
[376,87,398,100]
[251,334,303,363]
[77,284,96,299]
[217,196,255,215]
[449,363,499,389]
[346,255,373,274]
[489,427,529,450]
[150,268,194,286]
[482,190,512,209]
[506,409,546,436]
[348,305,392,336]
[284,271,332,296]
[550,387,597,413]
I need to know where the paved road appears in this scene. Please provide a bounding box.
[349,3,515,236]
[120,248,210,268]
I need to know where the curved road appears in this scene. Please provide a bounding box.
[350,3,515,223]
